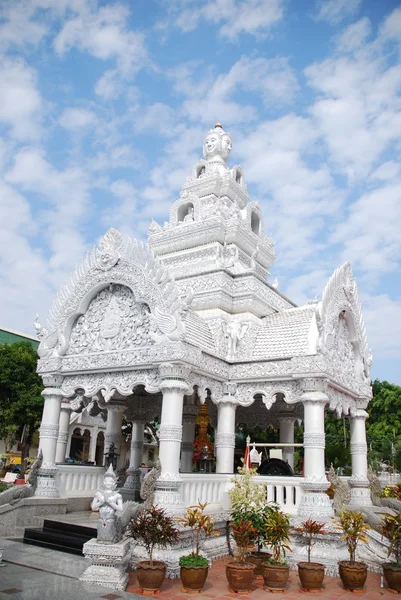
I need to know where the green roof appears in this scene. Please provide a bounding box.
[0,328,39,350]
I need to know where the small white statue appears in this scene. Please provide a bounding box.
[250,444,262,466]
[183,206,195,222]
[202,123,232,177]
[223,321,249,358]
[91,465,123,544]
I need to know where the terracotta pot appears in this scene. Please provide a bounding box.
[262,563,290,592]
[136,560,166,592]
[298,561,325,591]
[338,560,367,591]
[226,561,255,593]
[248,552,271,578]
[383,564,401,593]
[180,565,209,592]
[14,479,26,485]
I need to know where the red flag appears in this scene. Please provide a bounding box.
[243,445,251,469]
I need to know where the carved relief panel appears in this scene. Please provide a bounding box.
[67,284,153,355]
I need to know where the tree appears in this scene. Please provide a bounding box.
[0,342,43,474]
[367,380,401,471]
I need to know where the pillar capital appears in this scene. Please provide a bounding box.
[106,404,126,413]
[41,387,64,399]
[159,362,191,381]
[300,378,328,394]
[350,408,369,420]
[42,374,64,388]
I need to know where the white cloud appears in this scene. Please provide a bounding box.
[170,56,298,125]
[378,7,401,46]
[160,0,284,39]
[314,0,361,25]
[331,181,401,276]
[0,57,42,141]
[54,4,147,77]
[335,17,371,53]
[363,293,401,359]
[59,107,97,130]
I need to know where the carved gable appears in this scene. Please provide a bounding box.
[67,285,153,355]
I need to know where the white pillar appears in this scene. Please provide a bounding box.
[216,384,237,474]
[88,426,98,464]
[104,405,124,464]
[181,395,198,473]
[298,387,333,519]
[279,416,296,469]
[154,363,190,512]
[349,409,372,507]
[55,402,71,463]
[35,386,63,497]
[122,420,145,497]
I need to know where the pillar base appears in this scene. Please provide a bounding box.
[80,537,130,591]
[34,465,59,498]
[153,475,184,514]
[298,477,333,519]
[348,477,373,508]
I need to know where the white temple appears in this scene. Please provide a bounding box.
[34,124,373,518]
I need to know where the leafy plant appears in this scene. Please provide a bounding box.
[382,484,401,501]
[229,465,272,551]
[231,519,258,564]
[128,505,179,566]
[382,513,401,567]
[336,510,369,563]
[177,502,216,568]
[263,505,292,566]
[295,519,326,563]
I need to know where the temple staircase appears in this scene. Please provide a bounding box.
[23,513,96,556]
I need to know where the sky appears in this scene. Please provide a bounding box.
[0,0,401,385]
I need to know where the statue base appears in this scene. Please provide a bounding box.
[80,537,131,590]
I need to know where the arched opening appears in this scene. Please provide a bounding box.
[69,428,91,462]
[177,202,194,223]
[251,211,260,235]
[196,165,206,178]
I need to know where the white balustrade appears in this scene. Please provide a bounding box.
[56,464,106,497]
[180,474,304,515]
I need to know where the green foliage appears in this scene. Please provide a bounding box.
[324,412,351,471]
[294,519,327,563]
[229,466,273,551]
[367,380,401,471]
[382,513,401,566]
[179,554,209,567]
[128,506,179,565]
[263,505,292,566]
[177,502,216,562]
[0,342,43,462]
[0,483,9,493]
[336,510,369,563]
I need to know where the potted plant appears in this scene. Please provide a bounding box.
[262,505,292,592]
[229,465,272,577]
[177,502,216,593]
[128,505,179,592]
[226,519,258,593]
[382,513,401,592]
[295,519,326,591]
[336,510,369,591]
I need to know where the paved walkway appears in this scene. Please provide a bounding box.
[0,540,396,600]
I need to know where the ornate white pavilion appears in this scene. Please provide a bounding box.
[34,124,373,518]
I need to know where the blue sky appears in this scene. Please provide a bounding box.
[0,0,401,384]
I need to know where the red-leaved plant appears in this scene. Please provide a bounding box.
[129,505,179,566]
[295,519,327,563]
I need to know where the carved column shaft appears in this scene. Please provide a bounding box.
[154,363,190,512]
[55,402,71,463]
[35,387,63,498]
[88,426,98,464]
[298,392,333,519]
[349,409,372,508]
[216,399,236,474]
[129,421,145,470]
[181,410,197,473]
[104,406,124,465]
[279,416,296,469]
